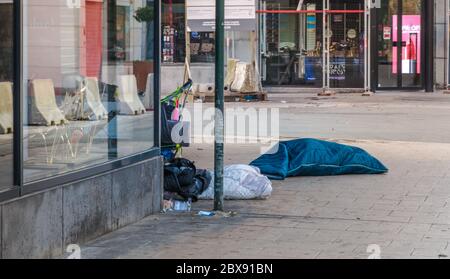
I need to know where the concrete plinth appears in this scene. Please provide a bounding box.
[0,156,163,259]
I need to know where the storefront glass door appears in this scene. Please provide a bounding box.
[259,0,366,89]
[376,0,423,89]
[328,0,366,88]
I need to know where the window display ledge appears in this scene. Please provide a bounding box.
[22,147,161,196]
[0,187,20,203]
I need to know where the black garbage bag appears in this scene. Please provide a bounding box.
[196,169,213,191]
[181,170,212,201]
[164,158,210,202]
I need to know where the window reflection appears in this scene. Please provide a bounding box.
[162,0,186,63]
[23,0,155,183]
[0,0,13,190]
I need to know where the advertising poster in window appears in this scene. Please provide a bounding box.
[392,15,421,74]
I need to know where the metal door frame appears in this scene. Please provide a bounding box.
[257,0,369,90]
[373,0,427,91]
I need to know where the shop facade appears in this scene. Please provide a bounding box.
[159,0,257,95]
[160,0,438,93]
[259,0,367,89]
[258,0,435,92]
[0,0,162,258]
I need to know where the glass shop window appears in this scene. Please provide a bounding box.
[328,0,365,88]
[23,0,156,183]
[162,0,186,63]
[0,0,13,190]
[190,32,216,63]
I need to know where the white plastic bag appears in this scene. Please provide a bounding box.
[199,165,273,200]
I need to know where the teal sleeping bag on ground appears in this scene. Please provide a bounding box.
[250,139,388,180]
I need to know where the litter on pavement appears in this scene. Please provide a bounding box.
[198,211,216,217]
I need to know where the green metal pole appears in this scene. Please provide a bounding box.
[214,0,225,211]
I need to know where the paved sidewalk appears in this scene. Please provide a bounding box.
[79,92,450,259]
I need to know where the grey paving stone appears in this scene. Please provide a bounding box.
[78,94,450,259]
